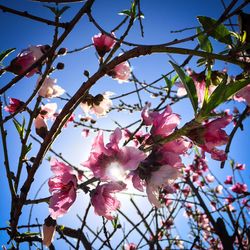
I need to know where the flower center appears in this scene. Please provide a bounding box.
[106,162,125,181]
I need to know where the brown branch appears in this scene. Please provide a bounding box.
[57,226,92,250]
[0,4,68,28]
[220,106,249,168]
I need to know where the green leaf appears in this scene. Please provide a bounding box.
[170,61,198,113]
[118,10,131,17]
[196,27,213,53]
[162,75,173,90]
[200,77,250,116]
[0,48,15,63]
[197,16,232,45]
[13,118,25,139]
[24,143,32,155]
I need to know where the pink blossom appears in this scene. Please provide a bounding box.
[224,176,233,185]
[108,61,131,83]
[234,84,250,106]
[215,185,223,194]
[92,33,116,57]
[38,76,65,98]
[187,68,216,105]
[206,174,215,183]
[230,183,247,194]
[188,114,232,161]
[124,243,137,250]
[82,128,147,181]
[6,45,48,77]
[40,103,57,119]
[34,103,57,139]
[142,105,180,137]
[42,216,56,247]
[91,181,126,219]
[130,172,145,192]
[4,98,24,113]
[34,115,48,139]
[48,158,78,219]
[141,102,161,126]
[146,165,180,207]
[175,82,187,97]
[136,137,190,207]
[81,129,90,138]
[235,163,245,170]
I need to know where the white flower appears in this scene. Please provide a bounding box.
[38,76,65,98]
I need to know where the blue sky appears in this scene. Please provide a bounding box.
[0,0,250,249]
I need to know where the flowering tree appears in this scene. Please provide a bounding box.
[0,0,250,249]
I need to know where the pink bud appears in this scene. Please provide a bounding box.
[92,33,116,57]
[42,216,56,247]
[4,98,24,113]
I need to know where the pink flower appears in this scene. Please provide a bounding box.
[230,183,247,194]
[6,45,49,77]
[235,163,245,170]
[48,158,78,219]
[92,33,116,57]
[215,185,223,194]
[42,216,56,247]
[205,174,215,183]
[142,104,180,137]
[188,114,232,161]
[186,68,216,105]
[108,61,131,83]
[124,243,137,250]
[40,103,57,119]
[82,128,147,181]
[34,103,57,139]
[234,84,250,106]
[138,139,190,207]
[34,115,48,139]
[141,103,159,126]
[91,181,126,219]
[38,76,65,98]
[4,98,24,113]
[146,164,180,207]
[81,129,90,138]
[130,172,145,192]
[80,92,113,117]
[224,176,233,185]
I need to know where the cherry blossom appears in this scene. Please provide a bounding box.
[142,104,180,137]
[91,181,126,219]
[82,128,147,181]
[6,45,49,77]
[188,114,232,161]
[224,176,233,185]
[108,61,131,83]
[38,76,65,98]
[42,216,56,247]
[48,158,78,219]
[34,103,57,139]
[92,33,116,57]
[230,183,247,194]
[4,98,24,113]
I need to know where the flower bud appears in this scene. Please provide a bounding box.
[57,47,67,56]
[42,216,56,247]
[56,62,64,70]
